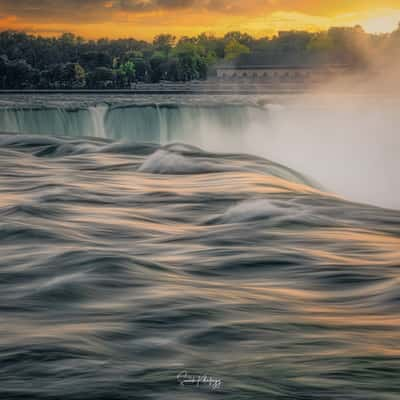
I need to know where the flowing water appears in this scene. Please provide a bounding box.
[0,95,399,399]
[1,94,399,209]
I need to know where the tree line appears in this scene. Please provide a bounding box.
[0,25,399,89]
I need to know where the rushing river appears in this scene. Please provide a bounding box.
[0,95,399,399]
[1,94,399,209]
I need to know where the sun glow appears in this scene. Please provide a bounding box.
[361,10,400,33]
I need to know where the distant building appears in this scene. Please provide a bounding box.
[216,65,349,83]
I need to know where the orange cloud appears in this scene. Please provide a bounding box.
[0,0,399,39]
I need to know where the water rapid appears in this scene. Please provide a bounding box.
[0,134,399,399]
[1,95,399,209]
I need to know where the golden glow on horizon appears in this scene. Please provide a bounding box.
[362,9,400,33]
[0,2,399,39]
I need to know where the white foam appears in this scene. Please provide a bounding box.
[138,149,222,175]
[220,199,294,223]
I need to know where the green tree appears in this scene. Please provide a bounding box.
[307,33,334,52]
[153,34,175,56]
[307,32,334,63]
[224,39,250,61]
[0,55,8,88]
[62,63,86,87]
[150,51,168,82]
[5,59,35,88]
[88,66,115,88]
[327,26,368,67]
[80,51,113,70]
[224,31,254,47]
[118,61,136,86]
[173,42,208,81]
[2,26,400,88]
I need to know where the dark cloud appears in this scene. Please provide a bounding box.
[118,0,261,13]
[2,0,399,26]
[0,0,235,20]
[119,0,197,12]
[0,0,216,24]
[0,0,111,22]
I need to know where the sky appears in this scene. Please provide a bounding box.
[1,0,400,40]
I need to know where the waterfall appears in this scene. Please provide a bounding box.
[0,104,260,147]
[156,105,168,145]
[89,105,108,138]
[2,99,400,209]
[0,107,97,137]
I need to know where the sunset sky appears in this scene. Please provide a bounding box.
[1,0,400,40]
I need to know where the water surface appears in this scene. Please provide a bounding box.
[0,134,399,399]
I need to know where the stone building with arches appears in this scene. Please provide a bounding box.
[216,65,349,84]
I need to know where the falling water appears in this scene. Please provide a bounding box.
[89,105,108,138]
[156,105,169,145]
